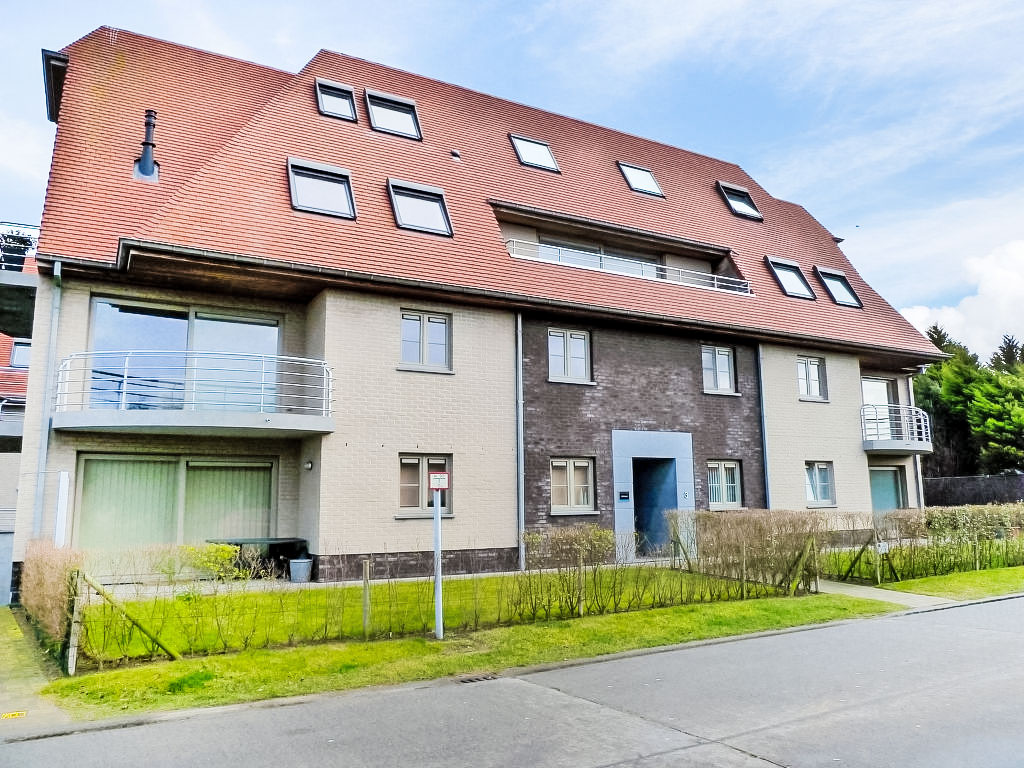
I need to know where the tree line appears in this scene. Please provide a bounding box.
[916,326,1024,477]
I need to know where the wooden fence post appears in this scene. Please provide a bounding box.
[64,571,85,676]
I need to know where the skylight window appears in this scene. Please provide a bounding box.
[766,257,815,300]
[816,267,863,307]
[718,182,763,220]
[315,78,357,121]
[388,179,453,236]
[618,162,663,196]
[365,89,421,139]
[509,134,559,172]
[287,158,356,219]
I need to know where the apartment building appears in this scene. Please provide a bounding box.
[7,27,939,590]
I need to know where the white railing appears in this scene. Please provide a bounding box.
[861,404,931,443]
[506,239,752,294]
[54,351,333,417]
[0,398,25,423]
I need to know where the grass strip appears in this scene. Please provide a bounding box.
[45,593,897,717]
[879,565,1024,600]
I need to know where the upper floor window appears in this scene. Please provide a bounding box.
[618,162,663,196]
[702,345,735,394]
[550,457,595,514]
[315,78,357,121]
[509,134,559,172]
[287,158,356,219]
[797,356,827,400]
[366,89,421,139]
[766,257,815,300]
[707,460,742,510]
[805,461,836,507]
[815,267,863,308]
[9,340,30,368]
[387,179,453,236]
[548,328,591,383]
[400,311,451,370]
[717,182,763,220]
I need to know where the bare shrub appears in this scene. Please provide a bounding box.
[20,540,84,647]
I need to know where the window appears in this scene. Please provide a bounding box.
[315,78,356,121]
[399,455,450,515]
[618,162,663,196]
[797,356,827,400]
[509,134,559,172]
[400,311,450,370]
[707,461,742,510]
[547,329,591,382]
[365,89,421,139]
[702,345,735,394]
[387,179,453,236]
[805,461,836,506]
[815,267,863,308]
[550,458,595,513]
[287,158,356,219]
[9,340,30,368]
[766,257,815,299]
[717,182,763,220]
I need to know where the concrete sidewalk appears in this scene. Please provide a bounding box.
[816,578,952,608]
[0,608,71,740]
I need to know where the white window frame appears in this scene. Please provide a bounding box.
[547,328,592,384]
[9,338,30,368]
[365,89,422,139]
[399,310,452,372]
[796,356,828,401]
[386,178,453,236]
[815,267,863,308]
[707,460,742,510]
[617,162,664,197]
[398,454,452,518]
[549,457,597,515]
[701,344,736,395]
[766,257,816,300]
[805,461,836,507]
[314,78,357,122]
[509,133,560,172]
[287,157,357,219]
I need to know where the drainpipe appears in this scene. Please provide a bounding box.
[515,312,526,570]
[907,372,925,508]
[756,344,772,509]
[32,260,62,537]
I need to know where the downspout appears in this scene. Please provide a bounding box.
[515,312,526,570]
[32,260,62,537]
[907,372,925,508]
[756,344,772,509]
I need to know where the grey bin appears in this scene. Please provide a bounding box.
[289,558,313,583]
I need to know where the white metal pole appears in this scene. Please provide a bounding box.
[433,487,443,640]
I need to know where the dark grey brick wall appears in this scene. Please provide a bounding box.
[523,315,766,534]
[313,547,519,581]
[924,475,1024,506]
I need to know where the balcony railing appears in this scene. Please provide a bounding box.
[861,404,932,453]
[55,351,333,417]
[0,398,25,424]
[506,239,753,295]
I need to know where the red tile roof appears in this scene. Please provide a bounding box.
[39,27,939,359]
[0,335,28,398]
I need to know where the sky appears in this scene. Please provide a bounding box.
[2,0,1023,358]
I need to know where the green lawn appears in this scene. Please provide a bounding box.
[880,565,1024,600]
[47,593,897,717]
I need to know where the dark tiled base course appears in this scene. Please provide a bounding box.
[313,547,519,582]
[10,560,22,604]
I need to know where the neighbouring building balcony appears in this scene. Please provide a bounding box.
[0,396,25,438]
[861,405,932,455]
[505,239,753,295]
[52,350,334,437]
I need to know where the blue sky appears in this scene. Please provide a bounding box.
[2,1,1023,356]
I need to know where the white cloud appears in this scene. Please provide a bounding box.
[901,240,1024,359]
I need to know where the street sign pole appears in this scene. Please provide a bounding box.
[429,471,450,641]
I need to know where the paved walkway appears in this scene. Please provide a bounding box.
[816,578,952,608]
[0,607,71,740]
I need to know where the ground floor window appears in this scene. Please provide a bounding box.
[707,460,742,510]
[804,461,836,507]
[75,454,275,549]
[399,455,451,515]
[550,457,595,513]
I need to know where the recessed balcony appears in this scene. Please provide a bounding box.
[861,405,932,455]
[0,396,25,439]
[505,239,753,295]
[52,351,334,437]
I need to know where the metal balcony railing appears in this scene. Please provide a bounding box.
[861,404,932,443]
[55,351,333,417]
[506,239,752,295]
[0,398,25,423]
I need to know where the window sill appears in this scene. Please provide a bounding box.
[798,397,830,404]
[395,511,454,520]
[806,503,837,509]
[396,364,455,375]
[548,378,597,386]
[703,390,740,397]
[550,509,600,516]
[709,505,744,511]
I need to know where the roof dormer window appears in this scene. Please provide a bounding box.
[315,78,357,121]
[718,182,763,220]
[815,267,863,307]
[366,89,421,139]
[287,158,356,219]
[618,162,663,196]
[509,134,559,172]
[388,179,453,236]
[766,257,815,299]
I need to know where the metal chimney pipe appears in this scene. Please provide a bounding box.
[136,109,157,177]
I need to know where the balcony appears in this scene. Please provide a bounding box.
[0,397,25,439]
[52,351,334,437]
[505,240,753,295]
[861,405,932,455]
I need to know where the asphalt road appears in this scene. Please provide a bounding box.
[5,598,1024,767]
